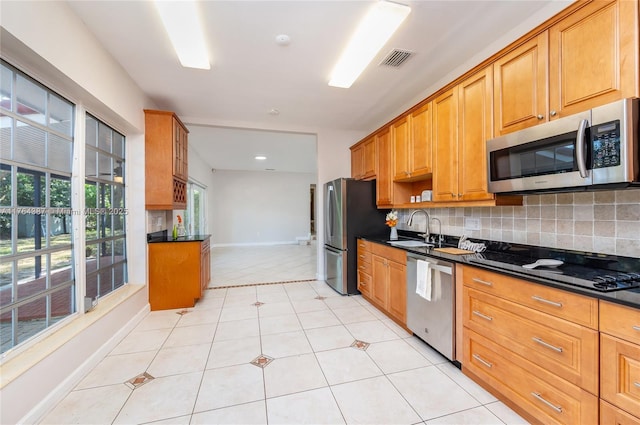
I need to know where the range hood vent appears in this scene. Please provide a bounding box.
[380,49,413,67]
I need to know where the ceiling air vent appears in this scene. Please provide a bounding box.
[380,49,413,68]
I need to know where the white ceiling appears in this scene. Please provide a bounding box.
[67,0,571,173]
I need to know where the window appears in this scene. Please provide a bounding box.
[84,114,127,301]
[0,61,128,356]
[0,61,75,353]
[186,181,206,236]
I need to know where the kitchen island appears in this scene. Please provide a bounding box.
[147,234,211,310]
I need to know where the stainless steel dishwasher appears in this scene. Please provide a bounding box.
[406,252,455,361]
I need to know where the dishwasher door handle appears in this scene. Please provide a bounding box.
[410,258,452,275]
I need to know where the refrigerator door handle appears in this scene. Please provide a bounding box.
[327,185,335,238]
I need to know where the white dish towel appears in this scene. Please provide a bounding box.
[416,260,432,301]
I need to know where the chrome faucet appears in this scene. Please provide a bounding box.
[407,209,430,242]
[431,217,443,247]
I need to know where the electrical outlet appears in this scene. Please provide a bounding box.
[464,217,481,231]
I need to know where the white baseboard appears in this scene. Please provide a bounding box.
[211,240,301,248]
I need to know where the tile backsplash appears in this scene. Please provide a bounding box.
[396,189,640,257]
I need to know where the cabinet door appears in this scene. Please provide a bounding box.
[376,128,393,207]
[432,87,459,202]
[371,255,388,308]
[410,102,432,177]
[363,137,377,179]
[351,144,364,179]
[173,118,188,181]
[458,67,494,201]
[392,115,411,181]
[493,33,548,135]
[387,260,406,324]
[549,0,638,118]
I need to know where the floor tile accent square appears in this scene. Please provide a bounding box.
[351,339,370,350]
[314,295,327,300]
[176,309,190,315]
[250,354,274,368]
[125,372,154,389]
[252,301,265,307]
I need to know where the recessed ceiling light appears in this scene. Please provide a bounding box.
[268,108,280,115]
[329,0,410,88]
[275,34,291,46]
[154,1,211,70]
[255,155,267,160]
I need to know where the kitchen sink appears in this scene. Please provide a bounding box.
[388,240,433,248]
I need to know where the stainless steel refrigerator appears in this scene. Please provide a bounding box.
[324,178,387,295]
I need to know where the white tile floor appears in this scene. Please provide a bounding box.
[39,245,530,425]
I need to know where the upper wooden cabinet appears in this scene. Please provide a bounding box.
[493,33,548,136]
[432,87,459,202]
[495,0,639,136]
[457,67,495,202]
[548,0,639,119]
[375,127,393,207]
[351,136,376,180]
[145,109,189,210]
[393,102,433,182]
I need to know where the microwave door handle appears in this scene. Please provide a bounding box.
[576,119,589,178]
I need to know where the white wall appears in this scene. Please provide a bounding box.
[1,2,153,423]
[206,170,315,245]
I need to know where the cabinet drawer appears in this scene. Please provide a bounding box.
[357,239,370,252]
[358,258,372,275]
[601,301,640,345]
[464,328,598,425]
[464,287,598,393]
[601,334,640,418]
[358,250,372,264]
[460,265,598,329]
[601,400,640,425]
[358,271,371,295]
[371,242,406,264]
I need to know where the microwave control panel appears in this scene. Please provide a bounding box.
[591,120,621,169]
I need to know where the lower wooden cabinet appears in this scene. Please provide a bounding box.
[460,264,599,424]
[601,400,640,425]
[358,240,407,325]
[148,237,211,311]
[600,301,640,423]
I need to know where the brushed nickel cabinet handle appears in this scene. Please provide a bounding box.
[472,354,493,368]
[531,295,563,308]
[550,110,557,116]
[472,310,493,321]
[472,278,493,287]
[531,392,562,413]
[634,382,640,388]
[532,337,563,353]
[537,114,544,120]
[633,325,640,332]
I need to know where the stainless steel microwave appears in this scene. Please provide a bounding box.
[487,98,639,194]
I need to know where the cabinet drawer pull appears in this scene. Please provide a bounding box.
[472,310,493,321]
[472,354,493,368]
[531,295,563,308]
[633,382,640,388]
[532,337,563,353]
[633,326,640,332]
[472,278,493,287]
[359,255,366,259]
[531,392,562,413]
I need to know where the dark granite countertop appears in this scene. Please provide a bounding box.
[361,230,640,310]
[147,233,211,243]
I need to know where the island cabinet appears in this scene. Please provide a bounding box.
[350,136,376,180]
[600,301,640,424]
[432,67,494,203]
[358,240,407,325]
[144,109,189,210]
[460,265,599,425]
[148,237,211,311]
[495,0,639,136]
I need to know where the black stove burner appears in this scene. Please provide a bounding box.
[467,252,640,293]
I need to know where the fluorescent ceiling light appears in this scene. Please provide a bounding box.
[255,155,267,160]
[154,0,210,70]
[329,0,410,88]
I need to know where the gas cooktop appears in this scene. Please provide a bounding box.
[466,251,640,293]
